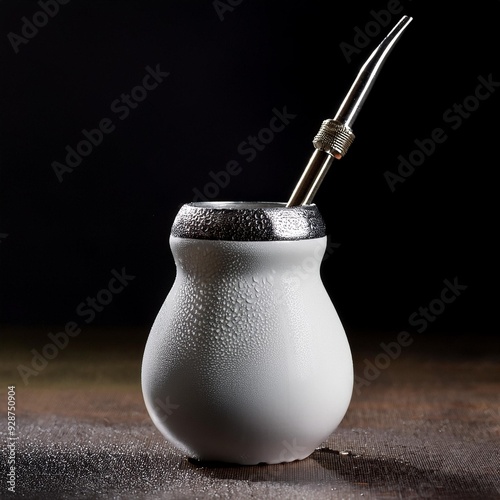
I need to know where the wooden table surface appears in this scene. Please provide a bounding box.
[1,328,499,499]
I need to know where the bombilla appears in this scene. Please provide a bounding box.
[287,15,413,207]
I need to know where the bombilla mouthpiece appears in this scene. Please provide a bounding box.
[334,15,413,129]
[287,15,413,207]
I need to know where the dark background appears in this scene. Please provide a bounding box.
[0,0,497,351]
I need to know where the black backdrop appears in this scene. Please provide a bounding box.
[0,1,497,349]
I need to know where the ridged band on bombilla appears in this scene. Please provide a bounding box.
[313,119,356,159]
[286,119,357,207]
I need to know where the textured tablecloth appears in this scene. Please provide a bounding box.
[1,329,499,499]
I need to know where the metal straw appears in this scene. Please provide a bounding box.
[287,15,413,207]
